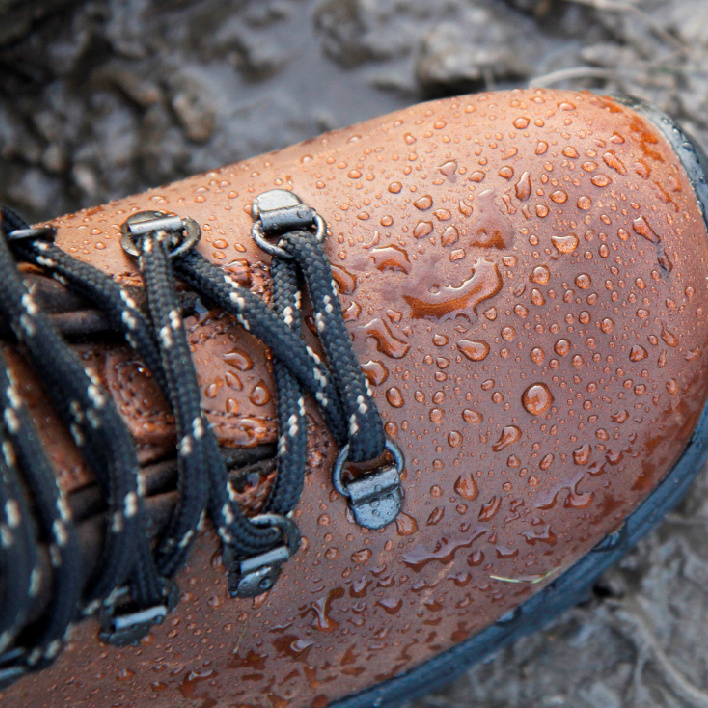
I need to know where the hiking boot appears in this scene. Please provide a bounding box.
[1,89,707,708]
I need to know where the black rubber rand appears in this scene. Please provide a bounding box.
[329,99,708,708]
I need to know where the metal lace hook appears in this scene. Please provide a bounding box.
[333,438,405,530]
[224,513,302,598]
[251,188,326,259]
[120,210,201,259]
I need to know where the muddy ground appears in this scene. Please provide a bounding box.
[2,1,708,706]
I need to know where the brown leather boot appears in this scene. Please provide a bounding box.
[1,89,707,708]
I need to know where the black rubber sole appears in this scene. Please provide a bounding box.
[329,98,708,708]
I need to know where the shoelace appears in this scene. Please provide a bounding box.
[0,190,404,687]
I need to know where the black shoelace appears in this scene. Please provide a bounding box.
[0,190,404,688]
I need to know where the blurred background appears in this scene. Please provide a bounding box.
[2,1,708,706]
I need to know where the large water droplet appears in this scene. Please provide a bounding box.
[224,348,253,370]
[462,409,482,423]
[492,425,521,451]
[249,380,271,406]
[530,265,550,285]
[551,233,579,254]
[395,512,418,536]
[386,387,404,408]
[457,339,490,362]
[361,360,389,386]
[522,383,554,415]
[454,474,479,501]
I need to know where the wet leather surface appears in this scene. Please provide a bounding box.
[4,89,708,707]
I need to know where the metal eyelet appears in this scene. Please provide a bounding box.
[333,438,405,530]
[98,579,179,647]
[224,513,301,598]
[6,226,57,242]
[120,210,201,259]
[251,189,326,259]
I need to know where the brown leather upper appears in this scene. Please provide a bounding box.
[4,89,708,708]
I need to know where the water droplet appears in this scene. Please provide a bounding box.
[414,195,433,210]
[427,507,444,525]
[478,496,501,522]
[224,348,253,370]
[633,216,660,244]
[311,589,343,632]
[389,181,402,194]
[402,257,503,321]
[522,383,554,415]
[395,512,418,536]
[629,345,647,362]
[249,380,271,406]
[535,141,548,155]
[205,378,223,398]
[515,171,531,201]
[600,317,614,334]
[530,265,550,285]
[551,233,579,254]
[360,318,410,359]
[439,159,458,180]
[492,425,521,451]
[575,273,591,289]
[448,430,463,448]
[370,245,410,274]
[331,264,357,294]
[550,190,568,204]
[351,549,372,564]
[499,165,514,180]
[539,453,554,471]
[602,151,626,175]
[462,409,482,423]
[386,387,404,408]
[457,339,489,362]
[377,597,403,614]
[413,220,433,238]
[530,347,545,364]
[531,288,545,306]
[554,339,570,356]
[661,325,678,347]
[361,360,389,386]
[573,444,591,465]
[591,174,611,187]
[454,474,478,501]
